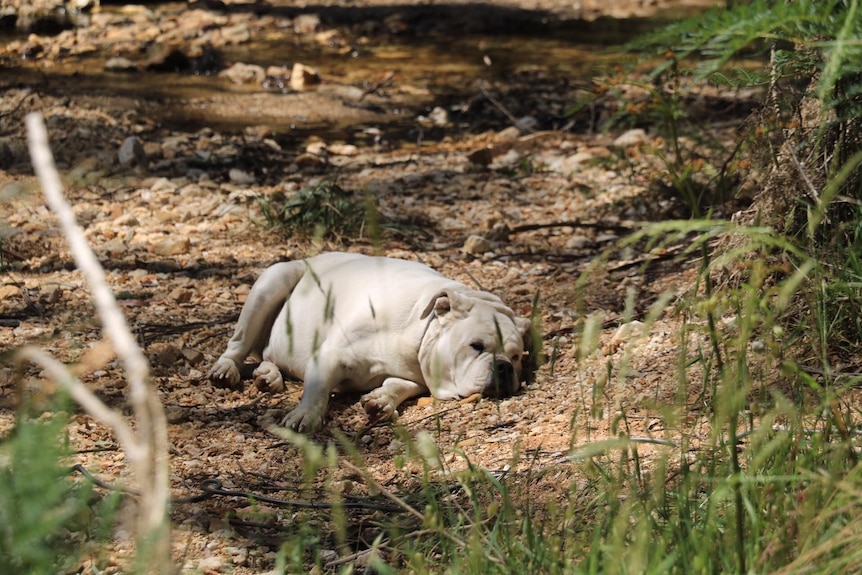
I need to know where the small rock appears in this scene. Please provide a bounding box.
[612,128,648,148]
[490,149,520,169]
[196,556,224,573]
[102,239,128,256]
[219,61,265,85]
[181,348,205,365]
[486,222,510,241]
[514,115,538,133]
[294,152,325,167]
[154,344,182,367]
[220,22,250,44]
[467,146,494,167]
[608,320,647,353]
[165,406,187,424]
[118,136,146,167]
[149,177,176,192]
[0,285,20,300]
[169,287,193,304]
[328,143,358,156]
[553,151,594,175]
[228,168,255,185]
[565,235,590,250]
[418,106,448,127]
[463,235,492,254]
[289,62,321,90]
[153,236,190,257]
[305,140,327,156]
[111,213,140,228]
[104,56,137,72]
[293,13,321,34]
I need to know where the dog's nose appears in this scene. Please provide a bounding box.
[483,360,517,398]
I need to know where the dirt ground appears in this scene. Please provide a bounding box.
[1,1,742,573]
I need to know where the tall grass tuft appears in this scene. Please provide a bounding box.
[0,398,116,574]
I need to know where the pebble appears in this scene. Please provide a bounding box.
[118,136,146,166]
[565,234,590,249]
[104,56,137,72]
[196,556,224,573]
[290,62,321,90]
[152,236,190,256]
[220,22,250,44]
[228,168,255,185]
[0,285,20,299]
[608,320,647,353]
[612,128,648,148]
[462,234,492,254]
[165,406,187,424]
[219,61,265,85]
[328,143,358,156]
[552,151,594,175]
[293,13,321,34]
[169,287,193,304]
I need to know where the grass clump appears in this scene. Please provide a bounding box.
[0,400,116,574]
[258,180,430,244]
[258,181,371,240]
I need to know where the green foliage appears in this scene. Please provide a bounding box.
[587,0,862,216]
[257,181,428,244]
[0,401,114,574]
[258,181,371,240]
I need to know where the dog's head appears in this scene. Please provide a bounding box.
[419,289,535,400]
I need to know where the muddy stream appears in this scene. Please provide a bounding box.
[1,0,705,148]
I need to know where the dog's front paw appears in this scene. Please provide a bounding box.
[253,361,285,393]
[361,393,396,424]
[207,358,241,388]
[280,405,324,433]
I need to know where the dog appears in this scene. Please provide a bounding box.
[207,252,534,432]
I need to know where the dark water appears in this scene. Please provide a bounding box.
[0,3,705,143]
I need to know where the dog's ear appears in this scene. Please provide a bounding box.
[421,290,472,320]
[421,290,451,319]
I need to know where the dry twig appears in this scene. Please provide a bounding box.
[21,112,172,574]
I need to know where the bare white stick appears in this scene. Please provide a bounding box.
[17,347,142,457]
[24,112,172,573]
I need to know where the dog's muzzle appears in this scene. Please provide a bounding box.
[482,359,518,398]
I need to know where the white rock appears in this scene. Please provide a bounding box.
[0,285,20,300]
[293,13,321,34]
[195,556,224,573]
[290,63,321,90]
[228,168,255,185]
[552,151,594,175]
[105,56,137,72]
[149,177,176,192]
[328,143,358,156]
[565,234,590,249]
[463,235,492,254]
[152,237,190,257]
[219,62,265,85]
[608,320,647,353]
[612,129,648,148]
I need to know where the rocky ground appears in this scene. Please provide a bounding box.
[1,1,750,573]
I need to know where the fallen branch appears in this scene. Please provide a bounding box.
[23,112,172,574]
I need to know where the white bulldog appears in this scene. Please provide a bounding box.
[207,252,534,432]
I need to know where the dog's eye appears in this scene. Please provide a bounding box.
[470,341,486,353]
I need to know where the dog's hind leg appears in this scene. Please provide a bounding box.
[208,261,307,387]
